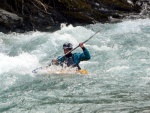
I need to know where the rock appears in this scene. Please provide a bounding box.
[0,0,149,33]
[0,9,24,33]
[0,9,23,24]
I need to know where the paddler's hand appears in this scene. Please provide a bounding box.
[79,42,84,48]
[52,59,58,64]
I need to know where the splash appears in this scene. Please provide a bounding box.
[0,52,39,75]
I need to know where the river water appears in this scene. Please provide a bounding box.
[0,18,150,113]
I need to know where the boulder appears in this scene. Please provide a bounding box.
[0,9,24,33]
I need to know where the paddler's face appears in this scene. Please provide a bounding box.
[64,49,71,54]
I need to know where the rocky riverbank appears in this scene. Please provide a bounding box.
[0,0,149,33]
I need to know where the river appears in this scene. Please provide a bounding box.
[0,18,150,113]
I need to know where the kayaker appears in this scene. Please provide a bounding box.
[52,42,91,70]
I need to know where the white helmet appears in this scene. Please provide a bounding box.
[63,42,73,49]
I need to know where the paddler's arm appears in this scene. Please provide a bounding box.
[79,43,91,61]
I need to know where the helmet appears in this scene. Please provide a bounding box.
[63,42,73,49]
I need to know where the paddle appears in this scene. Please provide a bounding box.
[57,30,101,60]
[32,30,100,73]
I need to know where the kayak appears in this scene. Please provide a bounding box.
[33,65,88,75]
[47,69,88,75]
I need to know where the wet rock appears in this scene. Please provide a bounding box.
[0,0,149,33]
[0,9,23,33]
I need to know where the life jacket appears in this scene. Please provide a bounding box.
[63,54,81,70]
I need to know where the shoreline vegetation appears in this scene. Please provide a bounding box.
[0,0,149,33]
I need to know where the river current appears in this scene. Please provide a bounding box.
[0,18,150,113]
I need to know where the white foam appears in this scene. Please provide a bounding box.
[106,66,129,73]
[3,75,18,90]
[106,18,150,35]
[136,46,150,52]
[60,23,74,30]
[0,53,39,74]
[51,33,78,46]
[88,45,115,51]
[146,68,150,73]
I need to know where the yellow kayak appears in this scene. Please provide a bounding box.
[47,69,88,75]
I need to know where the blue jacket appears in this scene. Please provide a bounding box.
[57,48,91,66]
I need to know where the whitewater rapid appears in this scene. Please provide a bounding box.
[0,18,150,113]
